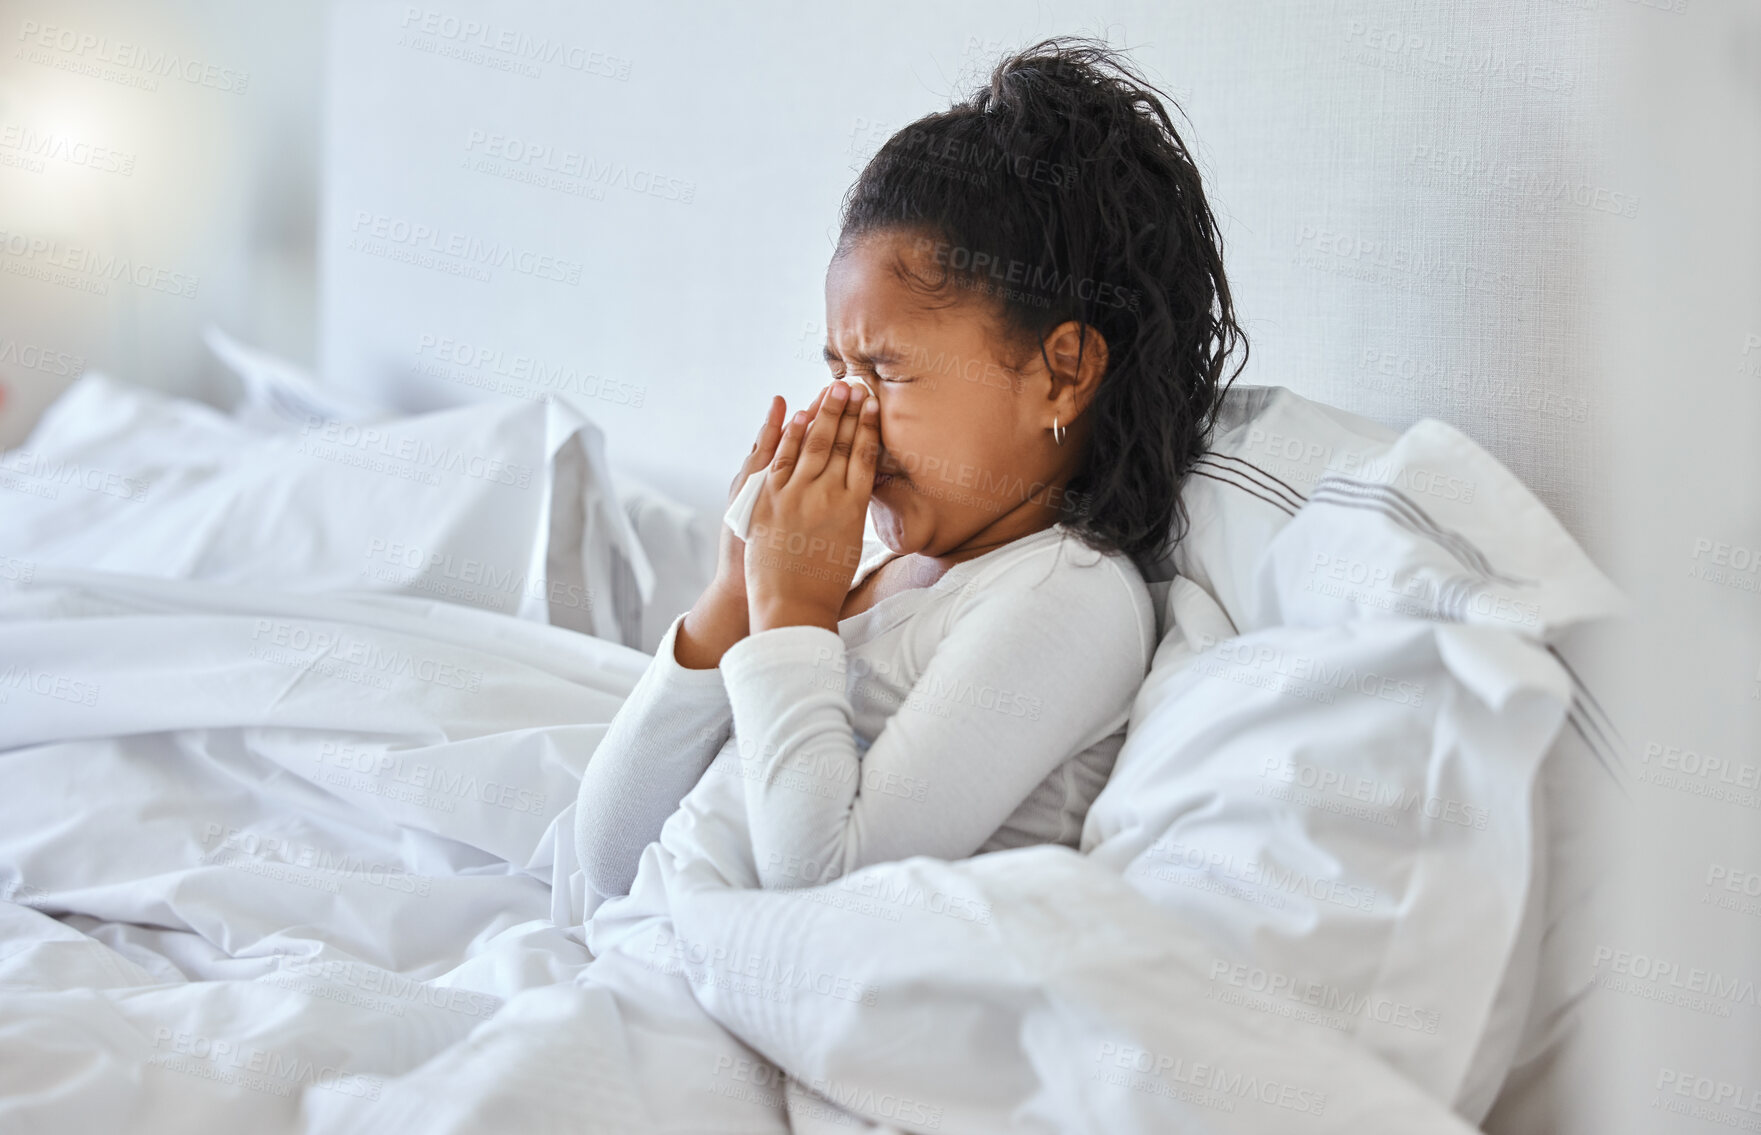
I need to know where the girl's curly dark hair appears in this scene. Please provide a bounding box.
[835,36,1247,565]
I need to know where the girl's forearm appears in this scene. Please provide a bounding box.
[576,611,735,900]
[674,580,749,669]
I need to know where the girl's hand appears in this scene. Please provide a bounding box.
[711,393,795,602]
[673,391,810,670]
[745,380,880,634]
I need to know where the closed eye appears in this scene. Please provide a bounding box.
[828,368,907,386]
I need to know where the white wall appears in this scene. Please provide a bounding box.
[1564,3,1761,1130]
[0,0,324,446]
[319,0,1624,547]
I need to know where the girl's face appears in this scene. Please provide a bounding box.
[823,230,1082,559]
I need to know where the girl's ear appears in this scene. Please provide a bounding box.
[1043,320,1110,420]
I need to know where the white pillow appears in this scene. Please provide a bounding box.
[1092,386,1626,1122]
[1138,386,1397,617]
[1154,386,1623,640]
[0,369,651,645]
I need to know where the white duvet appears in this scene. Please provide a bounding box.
[0,567,1477,1135]
[0,375,1618,1133]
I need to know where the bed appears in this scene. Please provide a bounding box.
[0,356,1624,1132]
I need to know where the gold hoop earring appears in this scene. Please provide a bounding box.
[1052,416,1066,446]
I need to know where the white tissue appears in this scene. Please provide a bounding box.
[723,378,872,541]
[724,467,767,542]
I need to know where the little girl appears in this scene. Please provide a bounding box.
[575,36,1247,951]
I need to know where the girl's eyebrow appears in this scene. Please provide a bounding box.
[822,344,907,368]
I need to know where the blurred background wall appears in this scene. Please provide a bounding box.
[0,0,323,436]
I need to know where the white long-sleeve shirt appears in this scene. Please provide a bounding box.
[574,523,1155,956]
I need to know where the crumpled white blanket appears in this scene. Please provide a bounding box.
[0,563,1483,1134]
[0,567,790,1134]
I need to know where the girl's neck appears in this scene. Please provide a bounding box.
[914,494,1064,575]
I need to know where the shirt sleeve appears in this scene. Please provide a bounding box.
[574,611,732,900]
[718,554,1152,890]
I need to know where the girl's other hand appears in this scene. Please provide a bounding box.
[675,392,809,669]
[713,393,794,601]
